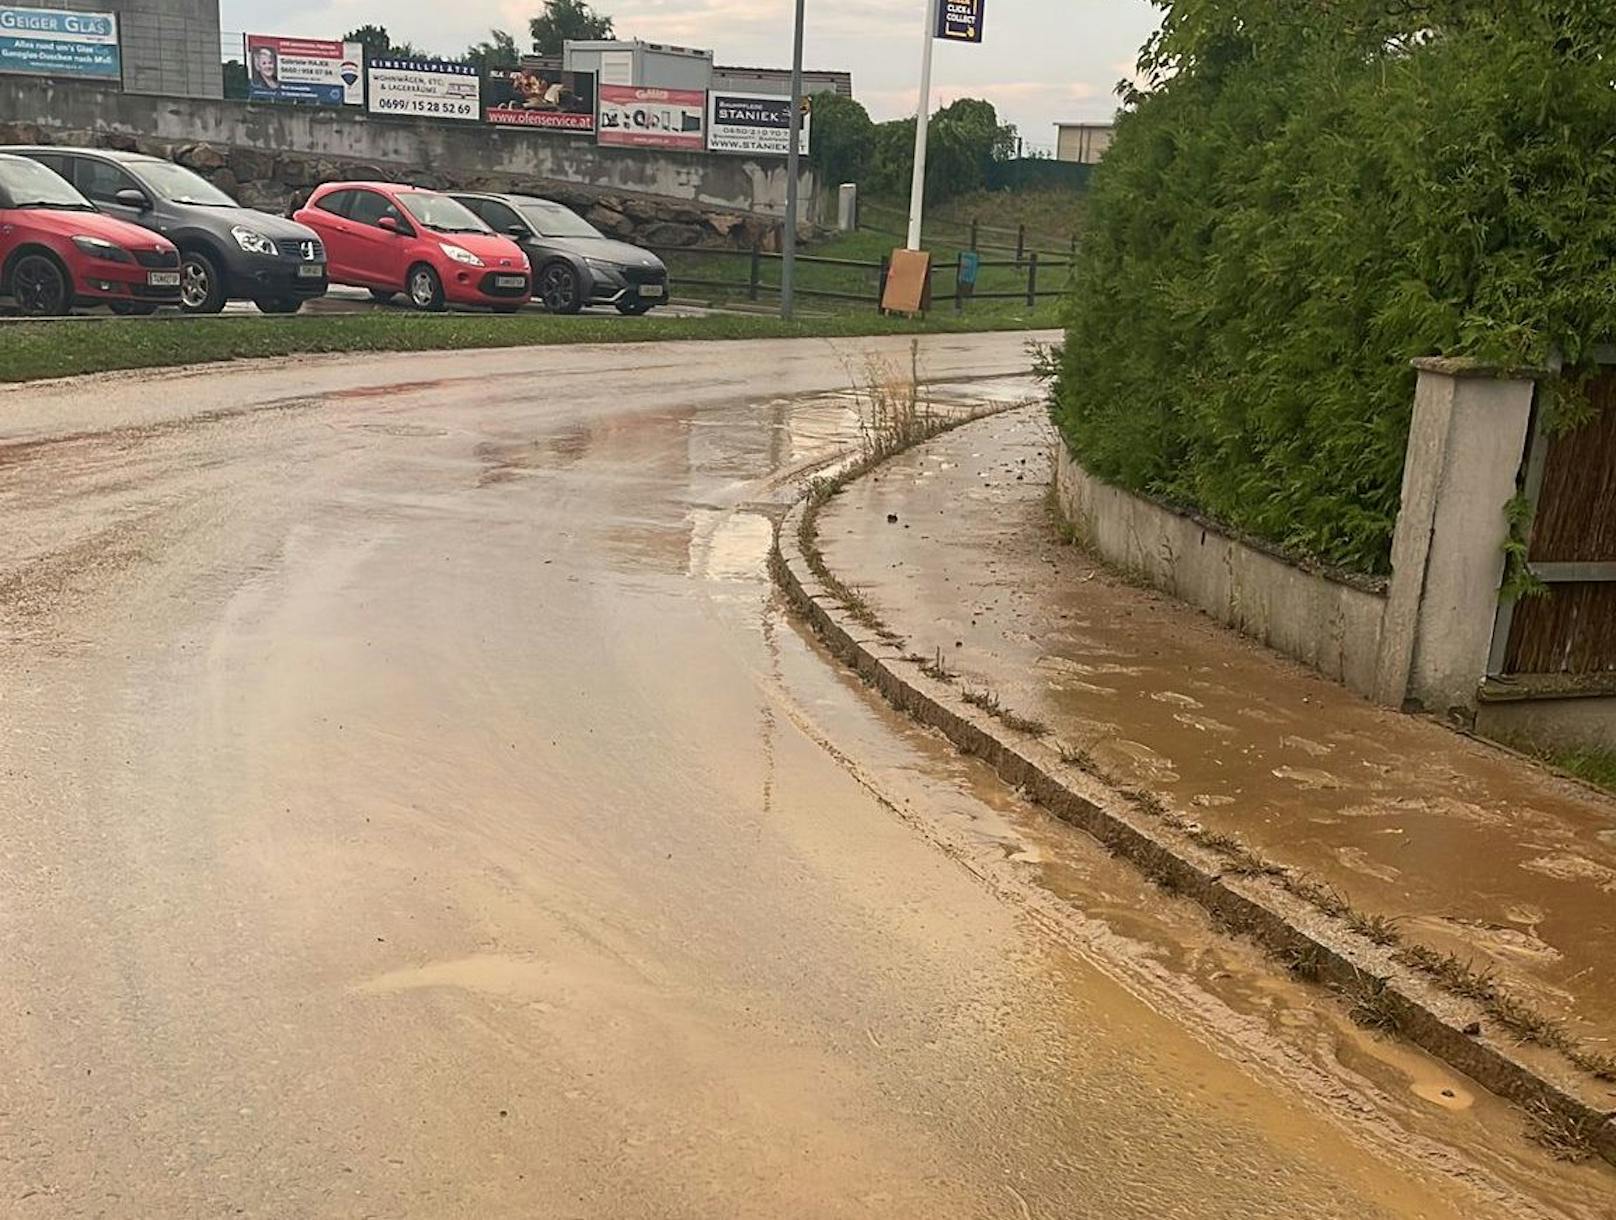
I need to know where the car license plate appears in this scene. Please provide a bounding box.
[639,284,664,298]
[297,263,325,279]
[495,275,526,289]
[147,270,180,287]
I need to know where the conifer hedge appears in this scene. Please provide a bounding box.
[1053,3,1616,574]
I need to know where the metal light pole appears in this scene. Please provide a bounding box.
[780,0,807,320]
[906,0,942,249]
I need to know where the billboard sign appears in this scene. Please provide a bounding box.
[0,5,118,81]
[936,0,986,43]
[367,58,480,121]
[245,35,362,106]
[706,92,809,157]
[485,68,596,133]
[597,85,706,151]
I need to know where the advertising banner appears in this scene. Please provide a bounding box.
[597,85,706,151]
[485,68,596,132]
[367,58,480,121]
[936,0,986,43]
[245,35,362,106]
[0,4,118,81]
[706,92,809,157]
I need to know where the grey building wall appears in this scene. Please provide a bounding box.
[23,0,221,99]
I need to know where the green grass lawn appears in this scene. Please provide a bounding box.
[0,309,1057,384]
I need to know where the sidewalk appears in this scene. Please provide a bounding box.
[814,406,1616,1055]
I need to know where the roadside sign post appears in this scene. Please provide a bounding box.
[780,0,807,320]
[905,0,941,250]
[904,0,985,251]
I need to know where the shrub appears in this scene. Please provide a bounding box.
[1053,3,1616,574]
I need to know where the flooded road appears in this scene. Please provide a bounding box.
[0,336,1605,1217]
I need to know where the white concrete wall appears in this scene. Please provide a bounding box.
[1053,446,1389,697]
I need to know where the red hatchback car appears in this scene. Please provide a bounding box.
[295,183,531,312]
[0,153,181,316]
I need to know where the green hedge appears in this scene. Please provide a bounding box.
[1053,3,1616,575]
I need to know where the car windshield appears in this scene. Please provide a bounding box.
[0,157,94,209]
[399,193,491,235]
[519,200,603,239]
[137,160,239,206]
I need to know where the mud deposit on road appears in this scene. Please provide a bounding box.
[0,339,1606,1217]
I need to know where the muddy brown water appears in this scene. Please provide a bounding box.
[0,337,1607,1217]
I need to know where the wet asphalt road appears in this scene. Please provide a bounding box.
[0,336,1598,1218]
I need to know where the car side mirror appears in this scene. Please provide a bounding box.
[114,188,150,210]
[378,216,399,233]
[506,224,528,239]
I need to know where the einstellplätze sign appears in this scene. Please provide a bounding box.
[367,58,480,121]
[936,0,985,43]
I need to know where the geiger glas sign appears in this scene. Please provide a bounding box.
[936,0,985,43]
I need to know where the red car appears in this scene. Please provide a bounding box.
[294,182,531,312]
[0,152,181,316]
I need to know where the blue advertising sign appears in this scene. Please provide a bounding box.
[936,0,985,44]
[0,5,120,81]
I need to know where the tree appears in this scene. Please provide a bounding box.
[807,92,875,191]
[222,59,247,100]
[343,24,431,62]
[530,0,614,55]
[463,29,520,72]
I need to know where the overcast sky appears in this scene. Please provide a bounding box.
[219,0,1162,152]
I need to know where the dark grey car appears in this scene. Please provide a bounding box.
[449,192,667,315]
[0,146,328,314]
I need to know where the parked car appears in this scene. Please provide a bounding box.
[0,146,327,315]
[0,152,181,316]
[448,191,667,316]
[294,183,531,313]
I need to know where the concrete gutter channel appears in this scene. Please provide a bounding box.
[771,436,1616,1167]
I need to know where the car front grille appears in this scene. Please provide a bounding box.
[133,248,180,269]
[132,283,180,299]
[289,239,325,263]
[621,266,666,287]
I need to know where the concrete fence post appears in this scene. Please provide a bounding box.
[1373,358,1541,716]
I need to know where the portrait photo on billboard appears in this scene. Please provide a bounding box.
[245,35,363,106]
[485,68,596,132]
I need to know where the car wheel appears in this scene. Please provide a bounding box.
[615,299,654,317]
[11,253,72,317]
[109,302,159,316]
[369,289,398,304]
[254,298,303,315]
[407,264,445,312]
[179,250,227,314]
[539,261,583,315]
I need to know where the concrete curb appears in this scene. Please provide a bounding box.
[771,443,1616,1166]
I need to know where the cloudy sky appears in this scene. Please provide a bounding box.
[220,0,1162,152]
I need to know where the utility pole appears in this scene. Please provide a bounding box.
[780,0,807,320]
[906,0,942,249]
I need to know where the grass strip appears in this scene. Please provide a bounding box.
[0,309,1052,385]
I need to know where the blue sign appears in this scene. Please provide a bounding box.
[936,0,985,44]
[0,5,120,81]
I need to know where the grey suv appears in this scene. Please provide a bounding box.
[0,147,328,314]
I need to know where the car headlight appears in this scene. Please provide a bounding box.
[230,226,278,256]
[71,235,134,263]
[442,244,484,267]
[584,256,623,273]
